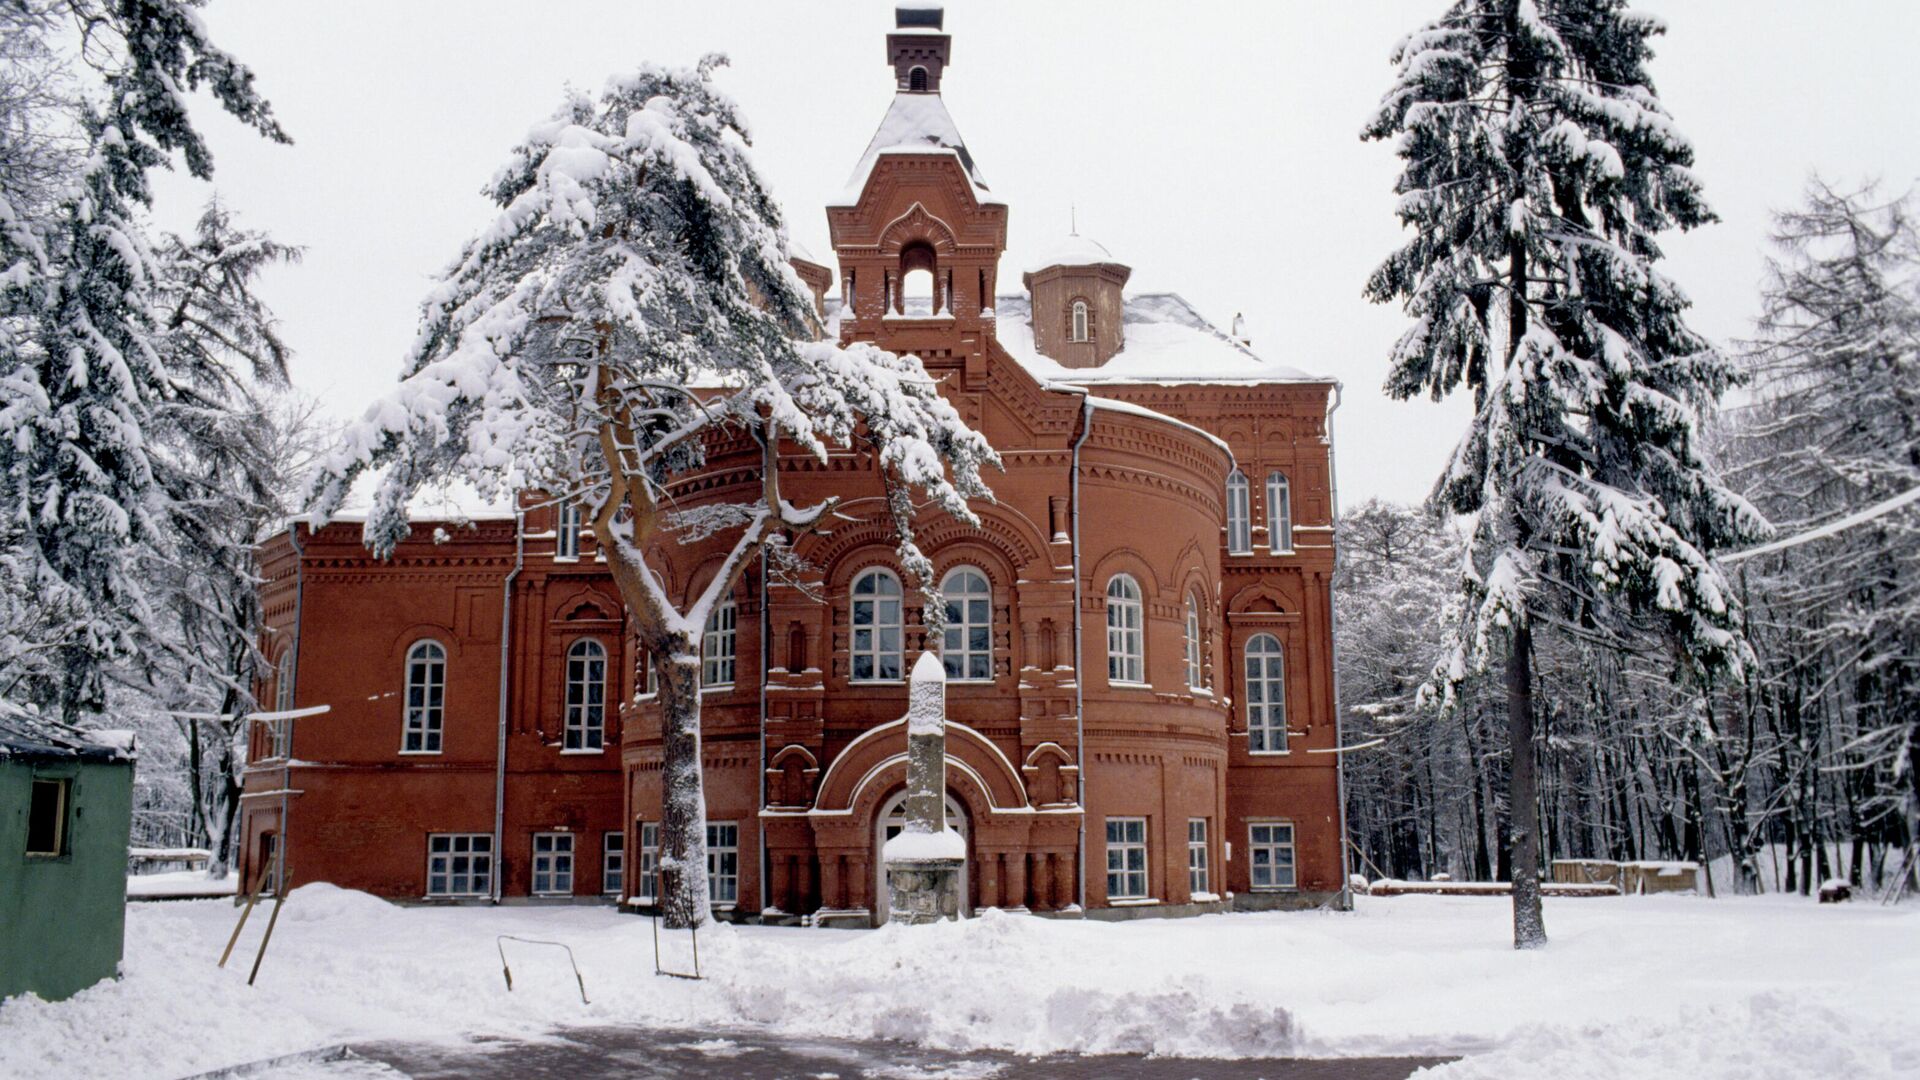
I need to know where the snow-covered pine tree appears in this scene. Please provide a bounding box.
[309,57,998,929]
[1362,0,1763,947]
[0,0,287,723]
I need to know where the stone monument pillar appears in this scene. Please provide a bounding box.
[883,652,965,924]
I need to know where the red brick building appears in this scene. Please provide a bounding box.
[242,6,1347,924]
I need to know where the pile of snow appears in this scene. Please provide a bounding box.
[2,888,1914,1078]
[882,826,966,862]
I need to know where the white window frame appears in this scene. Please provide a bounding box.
[1184,594,1204,690]
[1266,471,1293,554]
[1105,574,1145,685]
[708,822,739,906]
[1226,470,1252,554]
[1070,299,1090,343]
[636,821,659,903]
[702,593,736,689]
[269,649,294,759]
[940,566,993,682]
[1105,817,1149,900]
[1188,818,1210,896]
[555,500,580,561]
[1248,821,1297,890]
[603,830,624,896]
[426,833,492,898]
[532,831,574,896]
[563,638,606,752]
[402,640,446,755]
[1245,633,1288,754]
[850,568,904,683]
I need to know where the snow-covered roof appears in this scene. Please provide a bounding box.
[993,292,1325,385]
[1025,233,1127,275]
[0,706,136,763]
[832,92,999,207]
[315,473,516,528]
[789,239,825,267]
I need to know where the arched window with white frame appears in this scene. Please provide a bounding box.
[402,640,446,754]
[702,593,736,688]
[1226,470,1251,554]
[940,566,992,681]
[1266,471,1292,554]
[850,568,904,682]
[1184,593,1204,690]
[564,639,606,751]
[1106,574,1144,685]
[1245,633,1287,753]
[1070,299,1090,343]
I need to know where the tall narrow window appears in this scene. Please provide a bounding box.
[637,821,659,903]
[1266,472,1292,553]
[1106,574,1144,685]
[1070,300,1090,343]
[564,639,606,751]
[532,832,574,896]
[851,568,903,682]
[1245,633,1287,753]
[603,831,625,896]
[940,566,992,681]
[403,641,446,754]
[1184,594,1204,690]
[270,649,294,759]
[1105,817,1148,900]
[708,822,739,905]
[702,593,736,688]
[1249,821,1296,890]
[1188,818,1211,896]
[556,501,580,560]
[1226,470,1251,554]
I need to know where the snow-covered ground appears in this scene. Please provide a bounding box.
[2,888,1914,1079]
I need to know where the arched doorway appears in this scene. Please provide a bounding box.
[873,790,968,926]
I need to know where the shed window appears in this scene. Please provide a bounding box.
[26,776,70,856]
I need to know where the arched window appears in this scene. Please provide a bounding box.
[1245,633,1287,753]
[1226,470,1251,554]
[1070,299,1090,343]
[851,568,904,682]
[556,501,580,560]
[940,566,992,681]
[1184,593,1204,690]
[702,593,736,688]
[564,639,606,751]
[1266,472,1292,554]
[1106,574,1144,685]
[403,640,446,753]
[908,65,928,92]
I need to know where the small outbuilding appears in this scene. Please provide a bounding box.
[0,709,136,1002]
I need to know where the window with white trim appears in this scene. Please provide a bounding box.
[269,649,294,758]
[637,821,659,903]
[1184,593,1204,690]
[1188,818,1210,895]
[1105,817,1148,900]
[940,566,992,681]
[426,833,492,897]
[556,501,580,560]
[1249,821,1296,890]
[1226,470,1251,554]
[603,831,624,896]
[702,593,736,688]
[1245,633,1287,753]
[708,822,739,905]
[403,640,446,754]
[532,832,574,896]
[564,639,606,751]
[1070,299,1090,343]
[1106,574,1144,685]
[1266,472,1292,554]
[850,568,903,682]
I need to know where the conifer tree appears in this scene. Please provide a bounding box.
[1363,0,1762,947]
[311,57,996,928]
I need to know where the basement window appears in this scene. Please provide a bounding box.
[26,776,70,857]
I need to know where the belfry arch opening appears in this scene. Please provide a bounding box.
[899,240,939,313]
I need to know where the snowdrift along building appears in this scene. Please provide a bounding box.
[243,6,1347,924]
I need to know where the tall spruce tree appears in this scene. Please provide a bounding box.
[1362,0,1762,946]
[310,57,997,928]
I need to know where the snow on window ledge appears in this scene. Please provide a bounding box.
[1108,897,1161,907]
[1191,891,1222,903]
[398,749,444,757]
[559,748,604,756]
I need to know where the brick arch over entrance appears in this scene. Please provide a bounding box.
[814,717,1027,815]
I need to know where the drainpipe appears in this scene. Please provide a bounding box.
[492,509,526,904]
[282,523,306,892]
[1324,383,1352,910]
[1068,394,1093,912]
[758,545,770,917]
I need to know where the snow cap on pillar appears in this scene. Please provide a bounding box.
[908,650,946,735]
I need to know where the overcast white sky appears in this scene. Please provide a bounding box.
[148,1,1920,507]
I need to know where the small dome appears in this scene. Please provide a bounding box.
[1025,233,1126,275]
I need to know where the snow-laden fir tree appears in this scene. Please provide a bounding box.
[1362,0,1763,947]
[310,56,997,928]
[0,1,288,723]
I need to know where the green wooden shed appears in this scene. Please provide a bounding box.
[0,709,136,1002]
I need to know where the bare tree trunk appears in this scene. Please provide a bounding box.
[654,644,711,928]
[1508,621,1547,949]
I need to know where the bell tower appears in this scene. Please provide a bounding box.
[889,3,950,93]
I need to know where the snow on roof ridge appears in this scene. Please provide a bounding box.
[1025,233,1126,275]
[991,291,1327,385]
[831,92,1000,207]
